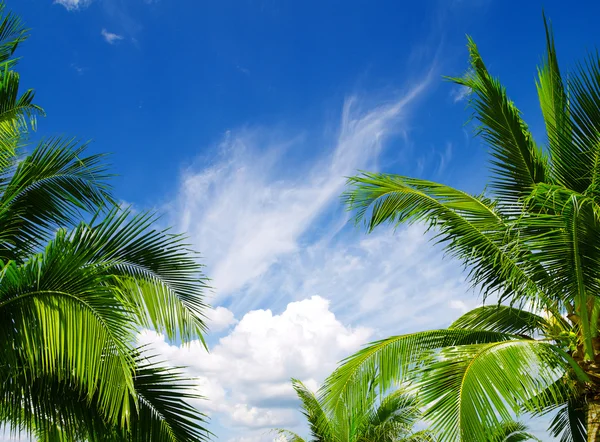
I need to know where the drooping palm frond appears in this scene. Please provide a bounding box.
[66,208,209,343]
[0,137,112,262]
[321,328,516,413]
[416,340,583,442]
[449,305,553,336]
[0,206,210,437]
[0,354,212,442]
[121,355,212,442]
[0,229,137,428]
[343,175,551,305]
[548,398,586,442]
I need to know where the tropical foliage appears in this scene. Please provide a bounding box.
[322,17,600,442]
[0,3,211,441]
[275,379,434,442]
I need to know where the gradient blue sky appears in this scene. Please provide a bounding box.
[8,0,600,440]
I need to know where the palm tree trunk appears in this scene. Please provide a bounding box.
[589,400,600,441]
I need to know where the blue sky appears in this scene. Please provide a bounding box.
[7,0,600,440]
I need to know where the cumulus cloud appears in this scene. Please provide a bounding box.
[138,296,372,431]
[101,28,124,45]
[205,306,237,332]
[54,0,92,10]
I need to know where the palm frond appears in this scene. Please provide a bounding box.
[548,398,586,442]
[0,229,138,427]
[488,421,541,442]
[448,37,549,204]
[292,379,333,442]
[450,305,552,337]
[0,137,112,262]
[271,429,307,442]
[321,329,515,412]
[344,174,549,304]
[519,186,600,359]
[535,15,586,194]
[67,208,209,343]
[417,340,583,442]
[124,355,212,442]
[0,2,28,64]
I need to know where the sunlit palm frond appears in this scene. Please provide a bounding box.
[417,340,583,442]
[449,38,548,204]
[321,329,515,412]
[0,137,112,262]
[0,229,138,427]
[449,305,553,337]
[66,208,209,343]
[344,174,549,304]
[0,355,212,442]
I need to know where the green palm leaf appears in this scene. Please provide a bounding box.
[321,329,515,412]
[449,305,552,336]
[344,174,550,305]
[0,137,112,262]
[448,38,549,204]
[417,340,582,442]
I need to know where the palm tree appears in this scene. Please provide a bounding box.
[275,379,434,442]
[0,4,211,441]
[321,17,600,442]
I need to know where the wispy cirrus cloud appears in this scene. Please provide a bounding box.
[54,0,92,11]
[173,74,434,303]
[101,28,124,44]
[450,85,470,103]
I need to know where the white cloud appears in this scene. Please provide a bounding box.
[138,296,372,431]
[101,28,124,45]
[450,85,470,103]
[54,0,92,11]
[173,77,432,301]
[205,306,237,332]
